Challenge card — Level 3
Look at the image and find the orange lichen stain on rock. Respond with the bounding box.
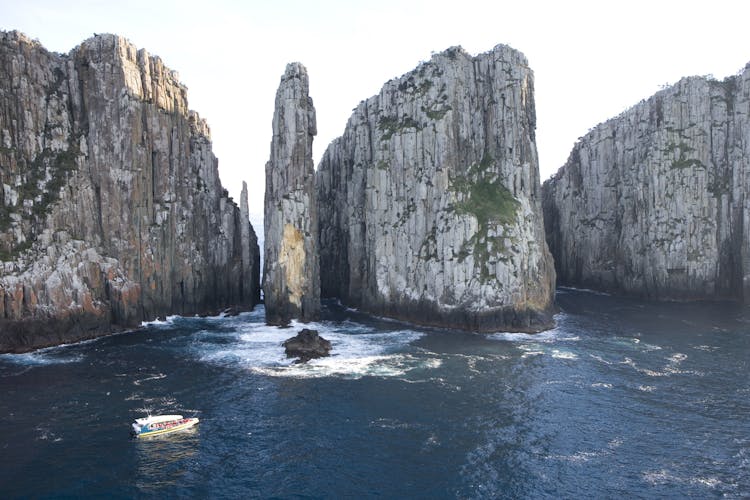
[279,223,305,308]
[11,284,24,319]
[81,291,96,314]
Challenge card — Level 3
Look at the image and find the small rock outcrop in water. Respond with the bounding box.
[0,32,260,352]
[282,328,331,363]
[316,46,555,332]
[543,64,750,301]
[263,63,320,325]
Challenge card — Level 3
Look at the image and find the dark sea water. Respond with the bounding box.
[0,289,748,499]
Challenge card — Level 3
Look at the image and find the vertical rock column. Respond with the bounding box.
[263,63,320,325]
[240,181,260,305]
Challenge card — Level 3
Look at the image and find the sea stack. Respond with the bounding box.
[263,63,320,325]
[543,64,750,301]
[0,32,260,352]
[317,45,555,332]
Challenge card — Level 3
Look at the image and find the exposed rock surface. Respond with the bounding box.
[543,64,750,300]
[241,181,261,303]
[0,31,260,352]
[317,46,555,332]
[282,328,331,363]
[263,63,320,325]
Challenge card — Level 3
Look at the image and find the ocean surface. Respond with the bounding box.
[0,289,748,498]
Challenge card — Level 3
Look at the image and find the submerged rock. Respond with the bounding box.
[317,45,555,332]
[282,328,332,363]
[0,31,260,352]
[543,63,750,301]
[263,62,320,325]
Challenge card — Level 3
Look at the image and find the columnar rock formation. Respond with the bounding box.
[240,181,261,305]
[0,31,260,352]
[317,45,555,332]
[543,64,750,300]
[263,63,320,325]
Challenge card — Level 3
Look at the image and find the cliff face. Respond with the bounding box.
[263,63,320,325]
[543,64,750,300]
[317,46,555,332]
[0,31,260,352]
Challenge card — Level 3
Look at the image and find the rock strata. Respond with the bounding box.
[317,45,555,332]
[282,328,332,364]
[0,31,260,352]
[263,63,320,325]
[543,64,750,300]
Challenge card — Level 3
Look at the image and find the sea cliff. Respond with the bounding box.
[317,45,556,332]
[543,64,750,300]
[0,32,260,352]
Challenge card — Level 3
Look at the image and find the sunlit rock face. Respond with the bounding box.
[0,31,259,352]
[263,63,320,325]
[317,45,555,332]
[543,65,750,301]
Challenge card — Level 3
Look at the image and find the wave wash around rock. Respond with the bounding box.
[0,32,260,352]
[316,45,556,332]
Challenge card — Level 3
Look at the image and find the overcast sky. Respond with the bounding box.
[3,0,750,221]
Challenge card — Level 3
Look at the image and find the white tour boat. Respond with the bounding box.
[131,414,199,438]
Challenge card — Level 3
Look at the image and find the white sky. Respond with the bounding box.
[3,0,750,222]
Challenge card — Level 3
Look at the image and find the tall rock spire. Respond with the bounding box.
[263,63,320,325]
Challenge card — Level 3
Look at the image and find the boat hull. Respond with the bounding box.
[134,417,199,438]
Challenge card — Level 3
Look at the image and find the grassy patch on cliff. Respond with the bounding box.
[664,141,704,170]
[455,179,519,226]
[449,155,520,283]
[378,115,422,141]
[421,104,452,120]
[451,153,519,226]
[0,145,79,258]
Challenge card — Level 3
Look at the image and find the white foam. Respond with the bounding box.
[133,373,167,386]
[521,350,544,358]
[489,329,579,343]
[141,318,170,327]
[557,285,612,296]
[591,382,613,389]
[140,315,180,327]
[552,450,603,463]
[551,349,578,360]
[589,354,614,365]
[642,469,724,489]
[253,354,421,379]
